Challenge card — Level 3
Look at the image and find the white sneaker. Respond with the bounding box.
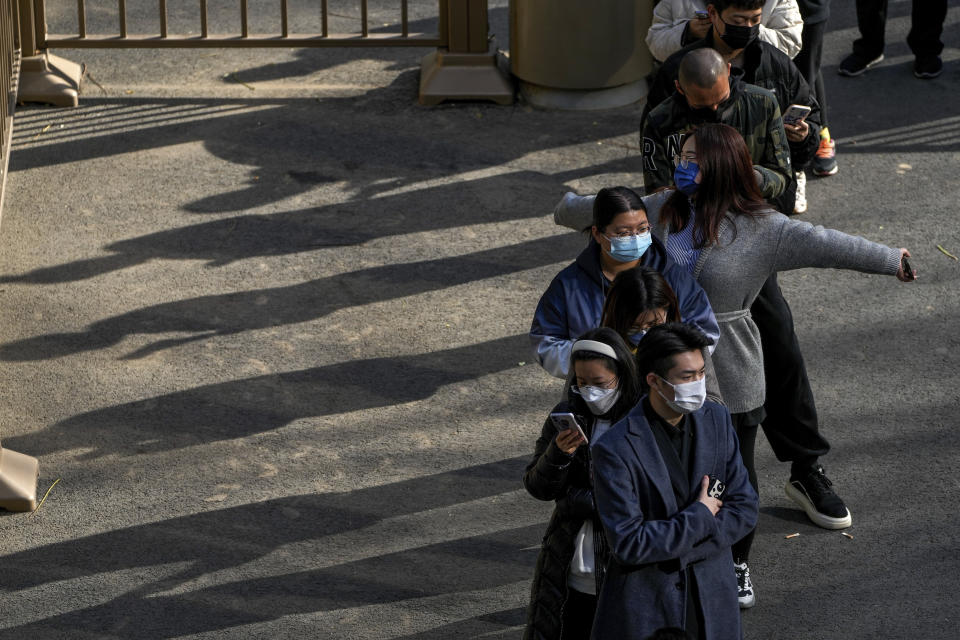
[735,561,756,609]
[793,170,807,214]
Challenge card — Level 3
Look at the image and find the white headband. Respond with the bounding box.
[571,339,619,361]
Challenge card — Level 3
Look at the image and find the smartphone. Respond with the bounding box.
[550,412,588,444]
[782,104,812,126]
[694,10,709,18]
[901,255,915,281]
[707,476,725,499]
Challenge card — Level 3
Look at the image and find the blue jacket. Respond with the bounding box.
[529,237,720,378]
[591,399,758,640]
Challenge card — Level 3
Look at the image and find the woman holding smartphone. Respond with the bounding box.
[523,328,641,640]
[651,123,915,607]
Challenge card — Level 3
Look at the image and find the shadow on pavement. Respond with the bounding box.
[0,455,539,638]
[0,233,582,362]
[2,334,535,458]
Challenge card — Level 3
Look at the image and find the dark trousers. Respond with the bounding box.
[793,19,829,130]
[561,588,596,640]
[751,273,828,473]
[731,417,759,563]
[853,0,948,60]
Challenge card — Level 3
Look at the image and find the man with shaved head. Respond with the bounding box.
[641,47,795,216]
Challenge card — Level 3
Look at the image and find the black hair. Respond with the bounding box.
[634,322,710,390]
[568,327,641,422]
[601,266,681,345]
[708,0,765,13]
[588,186,646,233]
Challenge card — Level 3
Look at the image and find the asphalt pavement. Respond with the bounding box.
[0,1,958,638]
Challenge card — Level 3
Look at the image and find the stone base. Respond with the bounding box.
[0,447,39,512]
[18,52,83,108]
[518,78,648,111]
[419,46,514,106]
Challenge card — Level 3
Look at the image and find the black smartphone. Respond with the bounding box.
[901,255,915,281]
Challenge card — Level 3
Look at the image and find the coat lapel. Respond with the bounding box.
[686,407,720,499]
[624,413,679,515]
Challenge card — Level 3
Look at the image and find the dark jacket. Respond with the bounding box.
[529,237,719,379]
[640,71,796,215]
[643,30,822,169]
[522,399,608,640]
[591,399,759,640]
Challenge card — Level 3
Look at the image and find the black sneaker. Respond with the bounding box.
[838,52,884,77]
[785,465,852,529]
[735,561,755,609]
[914,56,943,79]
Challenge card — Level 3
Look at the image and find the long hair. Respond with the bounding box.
[567,327,641,422]
[601,266,681,345]
[661,123,769,248]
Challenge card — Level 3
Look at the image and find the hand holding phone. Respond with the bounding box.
[550,412,588,452]
[782,104,812,126]
[899,251,917,282]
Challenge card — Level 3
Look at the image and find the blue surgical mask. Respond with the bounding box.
[628,330,647,346]
[604,232,652,263]
[674,161,701,196]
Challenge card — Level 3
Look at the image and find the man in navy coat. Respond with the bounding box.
[591,323,758,640]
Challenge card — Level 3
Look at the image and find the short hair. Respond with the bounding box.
[708,0,765,13]
[601,266,681,344]
[590,186,646,233]
[634,322,710,388]
[568,327,642,421]
[677,48,728,90]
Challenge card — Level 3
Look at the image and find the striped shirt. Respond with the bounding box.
[665,202,703,275]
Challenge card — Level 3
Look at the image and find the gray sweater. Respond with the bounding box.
[554,192,901,413]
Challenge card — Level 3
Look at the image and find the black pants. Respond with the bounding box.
[561,588,596,640]
[751,273,828,473]
[853,0,948,60]
[793,19,828,130]
[731,416,759,563]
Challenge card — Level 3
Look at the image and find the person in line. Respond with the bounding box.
[551,124,916,607]
[523,329,642,640]
[643,0,820,214]
[591,323,758,640]
[645,0,802,62]
[641,48,795,215]
[529,186,718,380]
[600,266,722,403]
[793,0,839,176]
[838,0,948,79]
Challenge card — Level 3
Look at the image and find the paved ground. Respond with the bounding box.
[0,1,958,638]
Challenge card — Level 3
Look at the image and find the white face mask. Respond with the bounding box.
[577,385,621,416]
[655,376,706,414]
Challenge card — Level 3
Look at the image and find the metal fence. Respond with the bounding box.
[38,0,453,49]
[0,0,20,216]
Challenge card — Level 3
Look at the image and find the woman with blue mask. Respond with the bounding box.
[530,187,719,380]
[523,328,641,640]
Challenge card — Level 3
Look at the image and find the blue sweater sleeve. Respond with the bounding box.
[662,262,720,353]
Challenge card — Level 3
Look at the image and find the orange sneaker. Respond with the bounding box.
[812,137,838,176]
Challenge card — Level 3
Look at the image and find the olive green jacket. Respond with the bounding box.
[640,76,795,214]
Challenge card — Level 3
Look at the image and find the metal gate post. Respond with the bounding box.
[17,0,82,107]
[418,0,513,105]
